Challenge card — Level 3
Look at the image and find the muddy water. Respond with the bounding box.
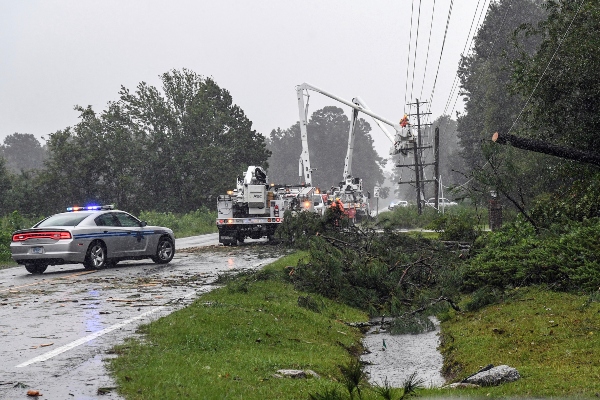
[0,239,281,399]
[361,318,446,388]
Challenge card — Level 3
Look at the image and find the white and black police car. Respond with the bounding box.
[10,205,175,274]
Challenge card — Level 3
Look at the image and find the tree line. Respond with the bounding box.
[1,71,397,218]
[455,0,600,225]
[4,0,596,225]
[0,69,270,217]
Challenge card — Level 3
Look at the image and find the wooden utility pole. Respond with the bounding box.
[397,99,433,214]
[434,127,440,210]
[413,140,422,214]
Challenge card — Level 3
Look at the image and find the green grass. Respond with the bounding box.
[108,252,372,400]
[139,209,217,238]
[427,286,600,398]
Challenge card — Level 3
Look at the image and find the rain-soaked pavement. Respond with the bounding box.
[0,233,446,399]
[0,234,281,399]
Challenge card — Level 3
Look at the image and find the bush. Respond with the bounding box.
[528,172,600,229]
[376,205,439,230]
[0,211,40,263]
[286,223,462,322]
[428,208,484,242]
[463,217,600,292]
[138,208,216,238]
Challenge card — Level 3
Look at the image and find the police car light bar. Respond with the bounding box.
[67,204,115,212]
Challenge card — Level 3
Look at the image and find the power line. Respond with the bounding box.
[485,0,512,60]
[403,0,417,111]
[408,0,424,103]
[441,0,487,118]
[426,0,454,113]
[506,0,587,135]
[418,0,437,102]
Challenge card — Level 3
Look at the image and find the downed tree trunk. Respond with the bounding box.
[492,132,600,167]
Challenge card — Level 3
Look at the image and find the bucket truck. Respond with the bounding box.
[296,83,413,220]
[216,166,283,245]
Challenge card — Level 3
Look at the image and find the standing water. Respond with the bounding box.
[361,317,446,388]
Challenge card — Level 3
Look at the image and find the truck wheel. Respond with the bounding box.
[25,264,47,274]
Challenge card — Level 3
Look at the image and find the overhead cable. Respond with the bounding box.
[506,0,587,135]
[408,0,424,104]
[418,0,437,103]
[403,0,417,111]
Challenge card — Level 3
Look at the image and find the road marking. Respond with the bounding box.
[0,270,98,293]
[15,290,199,368]
[16,306,166,368]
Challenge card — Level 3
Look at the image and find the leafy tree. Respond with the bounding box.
[511,0,600,150]
[37,69,269,214]
[0,133,47,173]
[118,69,271,212]
[0,158,12,215]
[455,0,549,211]
[267,106,385,195]
[266,126,301,184]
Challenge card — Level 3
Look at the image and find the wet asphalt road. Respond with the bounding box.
[0,234,280,400]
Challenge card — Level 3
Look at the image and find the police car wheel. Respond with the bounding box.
[152,237,174,264]
[25,264,47,274]
[84,241,107,270]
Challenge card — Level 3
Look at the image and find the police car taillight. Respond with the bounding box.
[12,231,72,241]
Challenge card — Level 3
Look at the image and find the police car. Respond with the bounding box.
[10,205,175,274]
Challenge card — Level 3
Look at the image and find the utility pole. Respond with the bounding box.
[396,99,434,215]
[434,127,440,210]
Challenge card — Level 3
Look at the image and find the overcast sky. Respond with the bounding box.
[1,0,488,161]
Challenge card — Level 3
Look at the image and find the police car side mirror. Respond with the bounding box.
[140,221,147,227]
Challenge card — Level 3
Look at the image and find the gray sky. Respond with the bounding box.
[1,0,488,161]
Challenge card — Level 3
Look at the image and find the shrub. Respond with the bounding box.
[427,208,484,242]
[138,208,216,238]
[286,224,462,322]
[0,211,40,263]
[463,217,600,292]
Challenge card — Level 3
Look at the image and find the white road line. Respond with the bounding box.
[15,290,203,368]
[16,306,166,368]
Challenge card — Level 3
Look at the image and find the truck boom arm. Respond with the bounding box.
[296,82,413,157]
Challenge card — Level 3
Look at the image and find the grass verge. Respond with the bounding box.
[428,286,600,398]
[108,251,371,400]
[138,209,217,238]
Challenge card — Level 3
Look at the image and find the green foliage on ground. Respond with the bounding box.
[109,252,374,400]
[376,204,489,243]
[281,219,463,324]
[463,217,600,293]
[0,211,41,265]
[138,208,217,238]
[426,207,486,242]
[435,286,600,398]
[376,205,439,230]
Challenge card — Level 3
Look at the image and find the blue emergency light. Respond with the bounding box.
[67,205,114,212]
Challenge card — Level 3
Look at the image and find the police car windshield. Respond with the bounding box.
[35,213,93,227]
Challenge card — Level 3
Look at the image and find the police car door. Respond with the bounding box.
[112,212,149,255]
[94,213,125,258]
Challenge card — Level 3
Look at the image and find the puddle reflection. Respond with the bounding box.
[83,289,102,335]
